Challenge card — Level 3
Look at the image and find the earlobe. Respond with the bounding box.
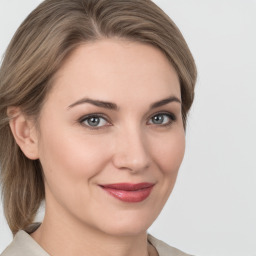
[8,107,39,160]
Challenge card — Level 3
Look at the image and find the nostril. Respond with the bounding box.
[112,130,150,172]
[112,151,150,173]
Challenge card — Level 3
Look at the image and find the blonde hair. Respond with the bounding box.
[0,0,197,235]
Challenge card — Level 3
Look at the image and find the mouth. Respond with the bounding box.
[99,183,155,203]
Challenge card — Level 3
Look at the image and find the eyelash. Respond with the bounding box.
[147,112,176,127]
[78,113,111,130]
[78,112,176,129]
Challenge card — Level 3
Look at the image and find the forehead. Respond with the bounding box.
[48,39,180,107]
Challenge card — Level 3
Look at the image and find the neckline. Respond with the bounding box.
[15,225,160,256]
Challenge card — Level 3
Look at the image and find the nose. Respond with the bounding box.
[112,127,150,173]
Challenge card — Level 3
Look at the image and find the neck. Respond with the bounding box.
[31,213,151,256]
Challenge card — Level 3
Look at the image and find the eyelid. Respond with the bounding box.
[77,111,176,129]
[78,113,112,129]
[147,111,176,126]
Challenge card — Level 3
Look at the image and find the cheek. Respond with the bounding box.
[37,123,110,189]
[146,129,185,216]
[37,127,113,214]
[152,129,185,175]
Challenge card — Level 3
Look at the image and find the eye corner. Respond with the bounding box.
[147,112,176,127]
[78,113,112,129]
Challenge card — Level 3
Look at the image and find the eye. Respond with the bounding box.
[80,115,110,128]
[148,113,175,126]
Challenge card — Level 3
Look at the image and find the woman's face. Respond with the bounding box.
[36,39,185,236]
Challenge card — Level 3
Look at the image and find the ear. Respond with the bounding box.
[8,107,39,160]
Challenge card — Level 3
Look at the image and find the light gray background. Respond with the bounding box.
[0,1,256,255]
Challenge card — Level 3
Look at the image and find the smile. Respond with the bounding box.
[99,183,155,203]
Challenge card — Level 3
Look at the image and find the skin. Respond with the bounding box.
[10,39,185,256]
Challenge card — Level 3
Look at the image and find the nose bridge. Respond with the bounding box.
[113,123,150,172]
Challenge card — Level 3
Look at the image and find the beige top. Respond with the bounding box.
[1,230,192,256]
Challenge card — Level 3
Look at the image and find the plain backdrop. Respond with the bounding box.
[0,1,256,255]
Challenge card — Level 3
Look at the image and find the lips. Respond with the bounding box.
[99,183,154,203]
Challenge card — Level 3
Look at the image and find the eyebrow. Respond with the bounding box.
[67,96,181,110]
[68,98,118,110]
[150,96,181,109]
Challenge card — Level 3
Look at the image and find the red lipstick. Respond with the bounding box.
[100,183,154,203]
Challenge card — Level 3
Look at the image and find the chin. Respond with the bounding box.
[93,210,158,237]
[101,222,150,237]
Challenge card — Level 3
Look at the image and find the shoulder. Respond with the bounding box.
[1,230,49,256]
[148,234,193,256]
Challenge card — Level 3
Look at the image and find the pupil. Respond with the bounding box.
[153,115,163,124]
[88,117,100,126]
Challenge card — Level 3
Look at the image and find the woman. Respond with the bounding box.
[0,0,197,255]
